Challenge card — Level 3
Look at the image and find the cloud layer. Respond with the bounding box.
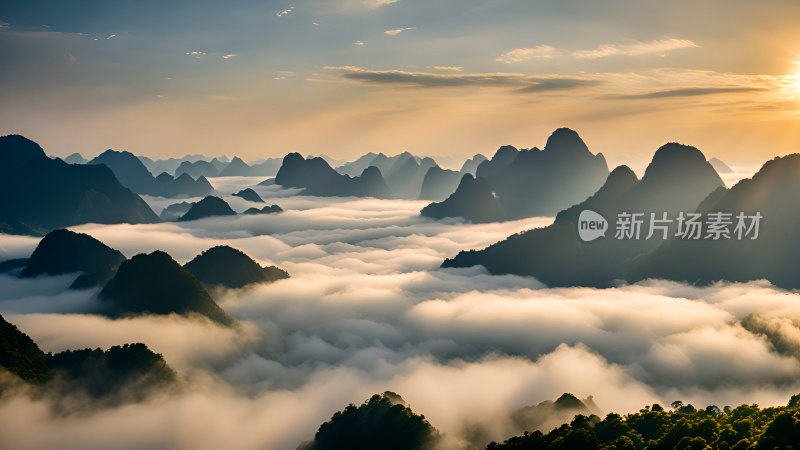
[3,184,800,448]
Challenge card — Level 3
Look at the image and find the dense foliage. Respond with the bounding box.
[0,314,49,383]
[488,396,800,450]
[301,391,440,450]
[1,314,176,401]
[48,343,177,399]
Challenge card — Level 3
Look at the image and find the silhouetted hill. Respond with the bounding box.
[709,157,734,174]
[460,153,488,176]
[386,156,437,198]
[100,250,233,325]
[160,201,194,221]
[0,258,28,273]
[175,159,219,178]
[276,153,392,198]
[475,145,519,181]
[421,174,504,223]
[232,188,264,203]
[218,156,251,176]
[418,166,462,201]
[0,313,49,383]
[90,149,214,198]
[184,245,289,289]
[217,156,281,177]
[89,150,156,193]
[628,153,800,289]
[298,391,441,450]
[250,158,283,177]
[1,314,175,402]
[62,153,87,164]
[178,196,236,221]
[47,343,176,400]
[0,135,158,235]
[443,143,724,286]
[166,172,214,197]
[243,205,283,215]
[20,229,126,289]
[335,152,382,177]
[512,393,602,435]
[482,129,610,218]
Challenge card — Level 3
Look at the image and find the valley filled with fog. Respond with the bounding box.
[3,176,800,449]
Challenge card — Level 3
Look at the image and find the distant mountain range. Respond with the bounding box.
[477,128,609,219]
[275,153,393,198]
[139,154,228,176]
[243,204,283,215]
[160,201,194,221]
[441,141,800,289]
[0,135,158,236]
[90,150,214,198]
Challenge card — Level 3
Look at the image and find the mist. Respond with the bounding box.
[3,188,800,449]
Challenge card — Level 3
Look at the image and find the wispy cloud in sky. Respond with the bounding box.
[222,53,237,59]
[497,39,698,63]
[276,7,294,17]
[384,26,416,36]
[324,66,602,94]
[573,39,698,59]
[364,0,399,8]
[496,45,559,63]
[429,66,463,71]
[612,86,765,100]
[185,51,206,58]
[354,40,365,46]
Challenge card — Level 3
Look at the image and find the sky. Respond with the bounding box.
[1,0,800,164]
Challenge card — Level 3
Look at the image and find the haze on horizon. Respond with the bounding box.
[1,0,800,164]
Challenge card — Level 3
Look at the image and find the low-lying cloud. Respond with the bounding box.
[4,186,800,448]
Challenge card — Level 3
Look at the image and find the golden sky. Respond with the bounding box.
[1,0,800,165]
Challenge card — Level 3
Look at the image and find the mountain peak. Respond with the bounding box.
[184,245,289,289]
[606,165,639,185]
[543,128,591,156]
[0,134,47,170]
[642,142,721,187]
[20,229,126,289]
[178,196,236,221]
[492,145,518,160]
[420,174,504,223]
[100,250,233,325]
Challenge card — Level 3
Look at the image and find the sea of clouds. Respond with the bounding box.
[1,178,800,449]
